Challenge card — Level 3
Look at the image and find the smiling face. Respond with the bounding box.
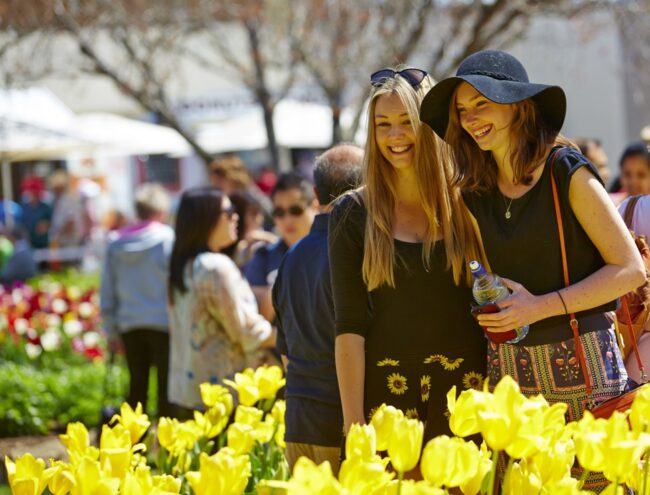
[374,92,417,170]
[455,82,515,156]
[207,196,239,252]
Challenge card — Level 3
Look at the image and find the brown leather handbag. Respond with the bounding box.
[549,149,647,418]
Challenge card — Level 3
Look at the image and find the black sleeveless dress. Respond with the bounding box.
[328,193,486,440]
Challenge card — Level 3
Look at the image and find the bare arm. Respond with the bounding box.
[480,167,645,331]
[252,286,275,322]
[336,333,366,434]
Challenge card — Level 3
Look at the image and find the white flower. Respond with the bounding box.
[82,331,100,348]
[51,298,68,314]
[11,289,23,304]
[14,318,29,335]
[0,314,8,330]
[41,329,62,351]
[63,320,83,337]
[25,343,42,359]
[46,314,62,328]
[78,302,94,319]
[26,327,38,340]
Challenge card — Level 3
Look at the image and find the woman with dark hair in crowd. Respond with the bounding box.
[167,187,274,413]
[221,191,277,268]
[421,49,644,490]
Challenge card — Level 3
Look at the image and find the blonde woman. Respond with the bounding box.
[329,68,487,442]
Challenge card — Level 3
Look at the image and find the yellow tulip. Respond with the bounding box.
[446,386,486,438]
[459,443,493,495]
[174,420,203,452]
[111,402,151,445]
[252,416,276,444]
[199,383,234,414]
[370,404,404,451]
[502,459,542,495]
[505,405,547,460]
[257,480,290,495]
[193,410,226,439]
[59,422,99,466]
[271,400,286,425]
[99,424,132,479]
[630,384,650,433]
[152,474,182,494]
[477,376,524,452]
[275,422,286,448]
[227,423,256,455]
[287,457,343,495]
[5,454,51,495]
[71,456,120,495]
[529,439,575,485]
[235,405,264,427]
[157,417,179,452]
[185,450,251,495]
[420,435,480,488]
[573,412,608,473]
[345,424,376,461]
[540,401,568,439]
[59,422,91,455]
[254,365,286,400]
[387,416,423,473]
[540,477,595,495]
[602,412,645,483]
[224,368,261,406]
[47,461,76,495]
[338,456,393,494]
[382,480,446,495]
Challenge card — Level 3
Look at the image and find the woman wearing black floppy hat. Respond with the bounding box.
[421,50,644,490]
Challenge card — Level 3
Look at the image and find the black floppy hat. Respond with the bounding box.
[420,50,566,140]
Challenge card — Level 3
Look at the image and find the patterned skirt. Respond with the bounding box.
[487,324,628,492]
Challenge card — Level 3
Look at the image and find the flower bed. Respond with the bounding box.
[0,272,128,437]
[7,365,650,495]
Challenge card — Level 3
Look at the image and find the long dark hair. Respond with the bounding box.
[168,187,225,303]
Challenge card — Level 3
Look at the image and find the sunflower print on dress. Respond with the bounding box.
[420,375,431,402]
[462,371,485,390]
[405,408,419,419]
[376,358,400,367]
[423,354,464,370]
[387,372,408,395]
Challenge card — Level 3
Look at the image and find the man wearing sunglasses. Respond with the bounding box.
[243,172,317,321]
[272,144,363,473]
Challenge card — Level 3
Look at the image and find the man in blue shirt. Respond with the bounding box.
[244,173,317,321]
[272,144,363,474]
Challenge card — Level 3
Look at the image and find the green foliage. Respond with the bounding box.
[27,269,100,294]
[0,358,127,437]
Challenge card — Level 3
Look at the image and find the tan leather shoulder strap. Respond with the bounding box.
[624,195,642,230]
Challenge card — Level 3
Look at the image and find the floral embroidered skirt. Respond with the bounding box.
[487,324,628,492]
[364,346,487,443]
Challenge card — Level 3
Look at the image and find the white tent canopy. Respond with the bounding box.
[75,113,192,157]
[196,99,334,153]
[0,88,192,161]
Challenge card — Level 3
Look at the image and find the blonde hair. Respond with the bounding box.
[361,72,486,290]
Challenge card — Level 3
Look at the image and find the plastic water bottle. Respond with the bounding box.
[470,260,529,344]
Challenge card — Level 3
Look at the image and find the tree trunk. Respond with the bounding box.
[245,20,281,171]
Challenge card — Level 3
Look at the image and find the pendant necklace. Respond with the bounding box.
[502,193,514,220]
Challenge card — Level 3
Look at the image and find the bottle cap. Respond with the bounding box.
[469,260,486,276]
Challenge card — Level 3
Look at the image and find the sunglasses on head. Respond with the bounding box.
[370,68,428,88]
[272,205,306,219]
